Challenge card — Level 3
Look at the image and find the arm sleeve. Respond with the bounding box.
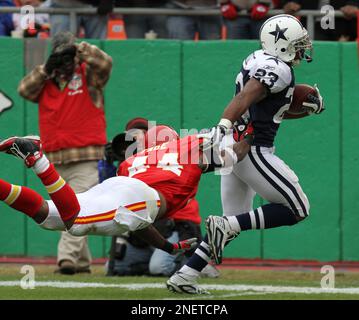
[77,41,113,88]
[17,65,48,102]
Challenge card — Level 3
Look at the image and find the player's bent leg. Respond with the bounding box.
[36,163,80,229]
[221,172,256,216]
[245,146,310,219]
[0,135,42,167]
[0,136,80,229]
[206,204,304,266]
[40,201,67,231]
[0,178,48,223]
[64,176,163,238]
[167,235,212,295]
[205,215,239,265]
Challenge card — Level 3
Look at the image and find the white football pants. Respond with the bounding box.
[221,145,310,218]
[40,176,161,236]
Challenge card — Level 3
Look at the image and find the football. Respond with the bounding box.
[287,84,318,115]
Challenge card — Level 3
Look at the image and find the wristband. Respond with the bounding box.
[162,241,174,254]
[218,118,233,130]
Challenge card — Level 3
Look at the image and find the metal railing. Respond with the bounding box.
[0,6,345,40]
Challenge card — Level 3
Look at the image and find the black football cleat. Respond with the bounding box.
[0,135,43,168]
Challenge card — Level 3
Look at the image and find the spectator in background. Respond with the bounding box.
[17,31,112,275]
[166,0,221,40]
[115,0,169,39]
[12,0,50,38]
[220,0,272,39]
[0,0,15,37]
[282,0,359,41]
[50,0,114,39]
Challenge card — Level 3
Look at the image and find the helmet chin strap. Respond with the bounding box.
[298,49,313,63]
[304,53,313,63]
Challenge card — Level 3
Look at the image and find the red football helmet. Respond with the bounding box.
[144,125,179,148]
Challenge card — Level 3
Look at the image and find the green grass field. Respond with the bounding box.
[1,264,359,300]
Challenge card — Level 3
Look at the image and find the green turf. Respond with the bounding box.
[0,264,359,300]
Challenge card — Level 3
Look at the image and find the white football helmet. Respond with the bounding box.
[260,14,312,63]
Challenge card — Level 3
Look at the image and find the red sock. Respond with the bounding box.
[37,164,80,222]
[0,179,43,218]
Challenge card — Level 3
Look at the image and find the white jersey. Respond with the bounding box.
[235,49,295,147]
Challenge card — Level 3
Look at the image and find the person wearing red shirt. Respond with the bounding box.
[17,31,112,275]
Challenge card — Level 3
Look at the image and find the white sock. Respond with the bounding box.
[32,155,50,174]
[226,215,241,233]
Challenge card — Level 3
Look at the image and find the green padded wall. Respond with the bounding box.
[0,39,26,255]
[0,39,358,262]
[103,40,182,138]
[342,43,359,260]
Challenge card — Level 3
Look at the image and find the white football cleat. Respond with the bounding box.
[206,215,239,265]
[166,271,210,295]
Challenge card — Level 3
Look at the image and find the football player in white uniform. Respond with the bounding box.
[167,14,325,294]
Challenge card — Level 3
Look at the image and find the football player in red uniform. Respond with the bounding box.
[118,125,252,221]
[0,128,251,258]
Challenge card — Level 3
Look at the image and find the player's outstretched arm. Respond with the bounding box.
[221,78,267,129]
[199,134,253,173]
[201,78,266,149]
[133,224,197,255]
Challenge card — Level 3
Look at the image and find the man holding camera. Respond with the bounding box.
[17,31,113,275]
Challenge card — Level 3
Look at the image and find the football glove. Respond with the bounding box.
[302,84,325,114]
[220,1,238,20]
[171,238,198,255]
[44,53,61,77]
[198,125,229,151]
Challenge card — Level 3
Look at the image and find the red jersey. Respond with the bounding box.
[38,63,107,152]
[118,135,203,222]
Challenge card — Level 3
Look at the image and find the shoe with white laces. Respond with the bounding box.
[0,135,43,168]
[166,271,210,295]
[206,215,239,265]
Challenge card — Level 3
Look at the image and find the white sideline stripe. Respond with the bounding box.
[1,281,359,295]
